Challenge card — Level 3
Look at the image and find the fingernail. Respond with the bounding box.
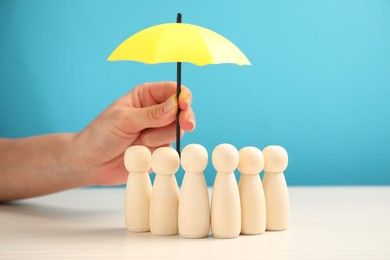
[163,95,177,113]
[187,114,195,129]
[183,92,191,104]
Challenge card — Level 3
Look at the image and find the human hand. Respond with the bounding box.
[71,82,195,186]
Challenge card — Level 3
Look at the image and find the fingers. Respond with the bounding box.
[179,107,196,132]
[178,89,192,110]
[118,82,195,133]
[133,122,185,148]
[125,94,178,132]
[178,87,195,131]
[141,82,177,105]
[134,82,192,107]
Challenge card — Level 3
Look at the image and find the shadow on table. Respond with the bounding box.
[0,201,181,242]
[0,201,116,219]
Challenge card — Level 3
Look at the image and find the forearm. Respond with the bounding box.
[0,134,97,202]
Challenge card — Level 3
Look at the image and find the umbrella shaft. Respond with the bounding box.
[176,62,181,156]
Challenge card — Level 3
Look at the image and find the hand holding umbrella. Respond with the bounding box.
[108,13,251,155]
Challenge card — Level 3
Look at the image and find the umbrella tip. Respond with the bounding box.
[177,13,182,23]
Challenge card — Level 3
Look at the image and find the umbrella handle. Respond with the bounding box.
[176,13,182,157]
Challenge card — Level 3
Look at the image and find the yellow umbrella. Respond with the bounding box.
[108,13,251,154]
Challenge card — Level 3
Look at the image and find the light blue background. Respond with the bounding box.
[1,0,389,185]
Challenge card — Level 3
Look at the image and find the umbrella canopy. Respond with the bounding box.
[107,23,251,66]
[108,14,250,155]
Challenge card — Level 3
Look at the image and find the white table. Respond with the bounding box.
[1,187,390,259]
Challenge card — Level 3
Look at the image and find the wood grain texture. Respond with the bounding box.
[1,187,390,259]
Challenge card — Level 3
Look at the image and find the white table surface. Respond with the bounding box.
[1,186,390,259]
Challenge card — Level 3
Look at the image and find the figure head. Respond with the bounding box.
[262,145,288,173]
[212,143,239,173]
[181,144,208,173]
[124,145,151,173]
[238,146,264,175]
[151,147,180,176]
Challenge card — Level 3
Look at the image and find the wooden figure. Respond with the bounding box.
[124,145,152,232]
[211,143,241,239]
[178,144,210,238]
[150,147,180,236]
[262,145,289,231]
[238,146,266,235]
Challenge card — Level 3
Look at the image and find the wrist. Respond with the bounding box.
[59,133,99,187]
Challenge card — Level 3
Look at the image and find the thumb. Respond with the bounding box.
[130,94,178,131]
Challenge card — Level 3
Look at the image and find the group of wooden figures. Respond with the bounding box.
[124,143,289,239]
